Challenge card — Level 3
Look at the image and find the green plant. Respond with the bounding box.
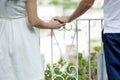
[49,0,78,9]
[45,53,97,80]
[49,0,61,5]
[45,58,76,80]
[93,46,102,52]
[78,53,88,80]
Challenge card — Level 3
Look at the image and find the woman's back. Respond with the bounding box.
[0,0,45,80]
[0,0,27,18]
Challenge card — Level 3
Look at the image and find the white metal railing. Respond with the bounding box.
[40,19,107,80]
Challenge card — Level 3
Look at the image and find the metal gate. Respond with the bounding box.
[40,19,107,80]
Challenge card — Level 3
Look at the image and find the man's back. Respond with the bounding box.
[104,0,120,33]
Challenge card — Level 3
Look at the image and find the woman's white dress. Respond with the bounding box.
[0,0,44,80]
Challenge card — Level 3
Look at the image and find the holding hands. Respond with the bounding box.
[46,16,71,29]
[46,18,65,29]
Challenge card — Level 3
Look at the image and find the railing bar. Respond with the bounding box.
[71,31,76,45]
[101,19,106,80]
[88,20,91,80]
[53,32,63,58]
[51,29,54,80]
[77,19,104,21]
[76,20,79,80]
[101,20,104,51]
[63,26,65,39]
[39,30,41,52]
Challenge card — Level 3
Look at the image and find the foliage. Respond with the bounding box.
[49,0,78,9]
[45,52,97,80]
[49,0,61,5]
[62,1,78,9]
[93,46,102,52]
[45,57,76,80]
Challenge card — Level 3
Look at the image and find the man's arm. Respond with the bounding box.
[54,0,95,23]
[68,0,95,22]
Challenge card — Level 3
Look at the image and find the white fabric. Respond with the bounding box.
[0,0,45,80]
[103,0,120,33]
[0,0,27,18]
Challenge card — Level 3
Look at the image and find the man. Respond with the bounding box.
[55,0,120,80]
[102,0,120,80]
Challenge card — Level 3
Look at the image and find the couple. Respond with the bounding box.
[0,0,94,80]
[1,0,120,80]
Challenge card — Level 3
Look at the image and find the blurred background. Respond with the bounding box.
[37,0,103,19]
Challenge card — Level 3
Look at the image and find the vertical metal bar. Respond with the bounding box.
[76,20,79,80]
[63,26,65,39]
[101,19,107,80]
[97,53,106,80]
[39,30,41,52]
[102,54,104,80]
[101,19,103,52]
[88,20,91,80]
[53,32,63,57]
[103,53,107,80]
[51,29,54,80]
[101,19,104,80]
[97,53,103,80]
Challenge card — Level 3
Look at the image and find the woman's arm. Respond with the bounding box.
[26,0,62,29]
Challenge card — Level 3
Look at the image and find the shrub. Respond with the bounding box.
[45,53,97,80]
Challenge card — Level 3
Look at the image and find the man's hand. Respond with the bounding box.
[46,18,65,29]
[53,16,70,24]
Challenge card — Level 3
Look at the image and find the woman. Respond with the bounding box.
[0,0,63,80]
